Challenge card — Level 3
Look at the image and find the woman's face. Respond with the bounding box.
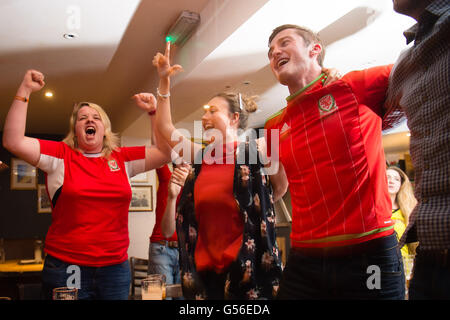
[74,106,105,153]
[201,96,238,143]
[386,169,402,195]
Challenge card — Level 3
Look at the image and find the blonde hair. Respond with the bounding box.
[215,92,258,129]
[63,102,120,158]
[387,166,417,224]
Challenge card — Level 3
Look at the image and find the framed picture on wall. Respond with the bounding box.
[129,186,153,212]
[130,171,151,185]
[37,184,52,213]
[10,158,37,190]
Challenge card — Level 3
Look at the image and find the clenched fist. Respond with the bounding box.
[132,92,157,113]
[20,70,45,94]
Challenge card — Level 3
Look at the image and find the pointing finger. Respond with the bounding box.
[165,41,171,58]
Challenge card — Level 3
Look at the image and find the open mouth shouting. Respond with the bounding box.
[275,57,289,71]
[75,105,106,153]
[85,126,96,137]
[203,123,214,130]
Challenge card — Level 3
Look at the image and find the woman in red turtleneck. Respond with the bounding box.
[148,42,283,300]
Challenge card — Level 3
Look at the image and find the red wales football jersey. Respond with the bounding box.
[37,140,146,266]
[265,66,394,248]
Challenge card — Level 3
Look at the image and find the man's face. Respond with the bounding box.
[268,28,312,86]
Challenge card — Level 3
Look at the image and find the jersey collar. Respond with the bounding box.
[286,72,326,102]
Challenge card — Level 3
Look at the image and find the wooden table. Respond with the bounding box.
[0,260,44,300]
[165,284,183,299]
[0,260,44,273]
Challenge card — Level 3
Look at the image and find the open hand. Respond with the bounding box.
[322,68,342,86]
[132,92,157,113]
[168,163,190,198]
[152,41,183,79]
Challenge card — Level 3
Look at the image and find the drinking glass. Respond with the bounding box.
[142,274,165,300]
[52,287,78,300]
[403,254,415,299]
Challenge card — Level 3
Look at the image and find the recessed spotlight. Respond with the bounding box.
[63,33,78,39]
[45,91,53,98]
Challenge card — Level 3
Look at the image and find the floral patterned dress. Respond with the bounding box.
[175,141,282,299]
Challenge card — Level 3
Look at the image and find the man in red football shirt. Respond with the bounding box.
[265,24,404,299]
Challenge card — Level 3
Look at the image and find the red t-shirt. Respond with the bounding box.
[150,165,178,243]
[37,140,146,266]
[265,66,394,248]
[193,142,243,273]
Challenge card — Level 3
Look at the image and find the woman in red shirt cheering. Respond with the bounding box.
[3,70,171,300]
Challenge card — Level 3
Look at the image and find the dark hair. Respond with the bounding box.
[214,92,258,130]
[268,24,325,67]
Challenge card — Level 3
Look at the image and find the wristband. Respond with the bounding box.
[156,88,170,99]
[14,95,29,103]
[148,110,156,116]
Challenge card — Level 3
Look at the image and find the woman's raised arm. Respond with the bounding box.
[3,70,45,166]
[153,41,202,164]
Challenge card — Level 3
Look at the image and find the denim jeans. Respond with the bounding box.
[148,242,181,285]
[409,247,450,299]
[277,233,405,299]
[41,254,131,300]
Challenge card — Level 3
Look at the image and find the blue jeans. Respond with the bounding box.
[148,242,181,286]
[409,247,450,299]
[277,234,405,299]
[148,242,182,300]
[41,255,130,300]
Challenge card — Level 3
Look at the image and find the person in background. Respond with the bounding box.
[147,162,190,296]
[386,166,418,257]
[159,162,191,240]
[133,92,190,296]
[151,42,282,300]
[383,0,450,300]
[2,70,171,300]
[265,24,404,299]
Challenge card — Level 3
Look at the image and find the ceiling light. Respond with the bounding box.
[45,91,53,98]
[63,33,78,39]
[166,11,200,47]
[0,160,9,172]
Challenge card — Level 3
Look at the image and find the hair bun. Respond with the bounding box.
[242,95,258,114]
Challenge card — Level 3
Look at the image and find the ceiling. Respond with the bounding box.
[0,0,415,145]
